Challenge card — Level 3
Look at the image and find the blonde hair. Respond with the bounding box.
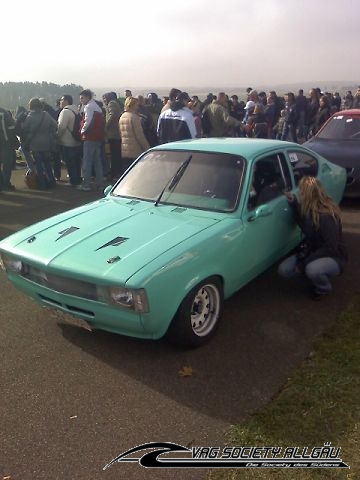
[124,96,138,112]
[298,176,341,228]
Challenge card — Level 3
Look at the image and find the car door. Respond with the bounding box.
[286,148,341,201]
[239,152,300,279]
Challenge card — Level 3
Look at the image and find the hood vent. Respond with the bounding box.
[171,207,187,213]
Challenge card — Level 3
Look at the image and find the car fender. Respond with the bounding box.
[128,220,243,337]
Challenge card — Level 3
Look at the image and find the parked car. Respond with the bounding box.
[0,139,346,347]
[304,109,360,197]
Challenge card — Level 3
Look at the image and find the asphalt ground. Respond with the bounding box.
[1,165,359,480]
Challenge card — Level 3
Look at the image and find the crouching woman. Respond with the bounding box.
[278,176,347,299]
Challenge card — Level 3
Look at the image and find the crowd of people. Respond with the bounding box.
[0,85,359,193]
[0,84,352,299]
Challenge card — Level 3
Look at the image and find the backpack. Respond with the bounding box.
[201,108,211,136]
[68,109,82,141]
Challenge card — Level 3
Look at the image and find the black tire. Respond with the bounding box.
[165,276,223,347]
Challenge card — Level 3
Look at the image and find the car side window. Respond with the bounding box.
[288,151,318,185]
[248,154,288,210]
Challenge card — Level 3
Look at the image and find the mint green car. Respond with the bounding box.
[0,139,346,346]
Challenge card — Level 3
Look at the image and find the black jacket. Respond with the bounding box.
[291,198,348,272]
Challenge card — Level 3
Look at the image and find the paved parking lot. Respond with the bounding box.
[1,166,359,479]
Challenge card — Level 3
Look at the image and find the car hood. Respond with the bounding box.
[1,198,221,283]
[304,138,360,168]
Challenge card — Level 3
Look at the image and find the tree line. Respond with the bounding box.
[0,81,84,112]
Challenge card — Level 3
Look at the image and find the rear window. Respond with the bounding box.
[317,114,360,140]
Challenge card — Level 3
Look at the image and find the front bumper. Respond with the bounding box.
[8,272,162,340]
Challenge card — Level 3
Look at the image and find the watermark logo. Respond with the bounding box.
[103,441,349,470]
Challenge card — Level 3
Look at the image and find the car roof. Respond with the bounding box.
[333,109,360,116]
[151,138,297,157]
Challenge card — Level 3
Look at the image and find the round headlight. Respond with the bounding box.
[109,287,134,308]
[0,254,24,273]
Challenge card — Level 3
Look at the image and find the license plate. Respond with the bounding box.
[63,315,92,331]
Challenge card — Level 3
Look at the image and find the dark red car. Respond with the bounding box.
[304,109,360,197]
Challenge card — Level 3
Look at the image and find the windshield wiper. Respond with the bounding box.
[154,155,193,206]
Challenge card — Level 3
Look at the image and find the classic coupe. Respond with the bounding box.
[0,139,346,347]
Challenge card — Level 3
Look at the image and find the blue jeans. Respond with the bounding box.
[278,254,340,293]
[82,141,103,188]
[32,151,56,189]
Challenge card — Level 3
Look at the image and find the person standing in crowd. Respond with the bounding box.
[22,98,58,189]
[77,89,105,191]
[314,95,331,134]
[229,94,245,121]
[278,176,347,300]
[137,95,158,147]
[229,94,245,136]
[281,92,298,142]
[102,92,122,180]
[295,89,308,140]
[332,92,342,112]
[306,88,320,139]
[0,107,19,191]
[146,92,163,127]
[352,86,360,109]
[14,106,34,170]
[203,91,242,137]
[188,97,203,138]
[57,95,82,186]
[119,96,150,174]
[343,90,353,109]
[39,98,62,180]
[273,109,286,139]
[157,91,197,144]
[161,88,181,113]
[264,92,277,138]
[246,103,268,138]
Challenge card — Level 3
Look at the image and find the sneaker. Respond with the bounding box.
[311,288,329,301]
[77,185,91,191]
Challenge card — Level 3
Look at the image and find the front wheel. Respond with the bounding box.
[165,277,223,347]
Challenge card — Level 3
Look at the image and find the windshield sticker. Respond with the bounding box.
[346,118,353,123]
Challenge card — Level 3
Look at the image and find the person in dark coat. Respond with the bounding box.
[278,176,347,299]
[22,97,58,189]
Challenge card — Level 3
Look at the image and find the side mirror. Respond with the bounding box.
[103,185,112,196]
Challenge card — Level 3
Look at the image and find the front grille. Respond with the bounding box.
[22,265,98,300]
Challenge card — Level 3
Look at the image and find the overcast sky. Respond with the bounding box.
[1,0,359,93]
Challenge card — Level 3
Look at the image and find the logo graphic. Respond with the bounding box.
[103,441,350,470]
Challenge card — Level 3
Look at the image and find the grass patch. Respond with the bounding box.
[208,297,360,480]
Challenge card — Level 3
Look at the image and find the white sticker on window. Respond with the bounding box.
[289,152,298,164]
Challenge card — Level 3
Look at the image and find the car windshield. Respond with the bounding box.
[317,114,360,140]
[112,149,245,212]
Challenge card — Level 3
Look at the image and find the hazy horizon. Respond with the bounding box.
[1,0,359,95]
